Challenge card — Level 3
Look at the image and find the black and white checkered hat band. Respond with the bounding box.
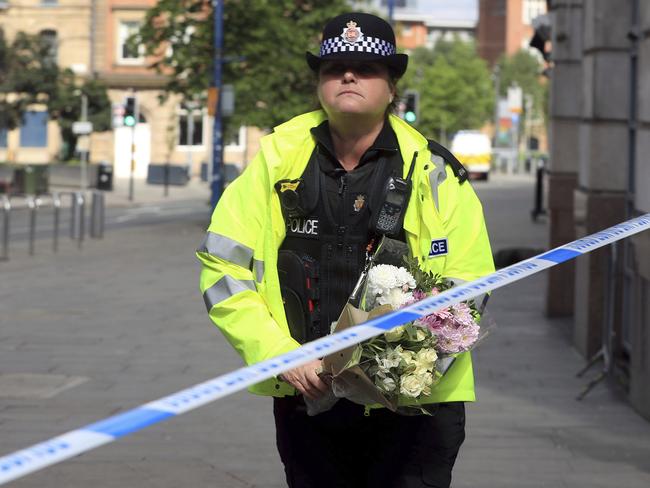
[320,36,396,57]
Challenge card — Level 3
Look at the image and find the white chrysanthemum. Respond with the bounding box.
[394,267,416,290]
[367,265,416,309]
[377,289,413,309]
[367,264,399,297]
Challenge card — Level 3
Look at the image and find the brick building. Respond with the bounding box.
[477,0,547,66]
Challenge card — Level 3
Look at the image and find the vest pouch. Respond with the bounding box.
[277,250,319,344]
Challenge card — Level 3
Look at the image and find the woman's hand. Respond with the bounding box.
[280,359,330,400]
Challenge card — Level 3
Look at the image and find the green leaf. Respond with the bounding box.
[136,0,349,133]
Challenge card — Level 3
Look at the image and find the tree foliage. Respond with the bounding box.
[400,38,494,142]
[49,73,113,160]
[497,49,547,120]
[136,0,349,133]
[0,28,111,159]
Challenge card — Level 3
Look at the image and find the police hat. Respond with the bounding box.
[306,12,408,78]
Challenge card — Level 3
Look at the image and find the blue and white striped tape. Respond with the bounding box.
[1,213,649,485]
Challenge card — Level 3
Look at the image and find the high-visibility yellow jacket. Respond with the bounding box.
[197,110,494,404]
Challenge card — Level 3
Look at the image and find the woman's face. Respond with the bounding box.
[317,61,394,119]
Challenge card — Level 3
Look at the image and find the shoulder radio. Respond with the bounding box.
[370,152,417,237]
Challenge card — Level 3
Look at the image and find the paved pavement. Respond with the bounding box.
[1,173,649,487]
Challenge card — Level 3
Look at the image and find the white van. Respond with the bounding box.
[450,130,492,180]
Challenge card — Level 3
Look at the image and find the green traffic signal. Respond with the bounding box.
[401,89,419,124]
[123,96,137,127]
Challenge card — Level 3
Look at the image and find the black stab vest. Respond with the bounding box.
[278,146,405,342]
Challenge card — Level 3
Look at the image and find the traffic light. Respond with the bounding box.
[123,96,137,127]
[403,90,419,124]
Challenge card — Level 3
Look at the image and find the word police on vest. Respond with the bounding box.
[287,217,320,238]
[429,238,449,257]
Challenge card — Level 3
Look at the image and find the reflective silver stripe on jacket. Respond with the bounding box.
[428,153,447,211]
[253,259,265,283]
[197,232,254,269]
[203,276,256,311]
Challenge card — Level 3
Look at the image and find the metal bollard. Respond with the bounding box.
[164,163,170,197]
[1,195,10,261]
[531,161,547,221]
[70,191,85,248]
[78,192,85,249]
[52,192,61,253]
[27,196,38,256]
[90,191,105,239]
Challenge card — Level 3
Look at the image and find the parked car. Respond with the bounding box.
[450,130,492,180]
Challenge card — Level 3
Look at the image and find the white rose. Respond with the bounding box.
[400,374,426,398]
[384,325,405,342]
[415,349,438,372]
[399,349,415,364]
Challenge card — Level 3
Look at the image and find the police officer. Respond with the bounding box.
[197,12,494,488]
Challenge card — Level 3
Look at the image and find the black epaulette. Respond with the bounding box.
[427,139,469,184]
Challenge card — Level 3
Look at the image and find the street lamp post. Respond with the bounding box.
[210,0,224,209]
[492,64,500,149]
[80,93,88,192]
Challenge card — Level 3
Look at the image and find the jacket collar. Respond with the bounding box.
[387,114,429,156]
[310,119,399,172]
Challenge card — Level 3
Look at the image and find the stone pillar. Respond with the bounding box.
[629,0,650,420]
[572,0,631,359]
[546,0,583,317]
[629,230,650,420]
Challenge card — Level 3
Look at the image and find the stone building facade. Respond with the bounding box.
[547,0,650,419]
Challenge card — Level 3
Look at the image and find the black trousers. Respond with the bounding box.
[273,396,466,488]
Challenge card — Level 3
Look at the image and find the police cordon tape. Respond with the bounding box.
[1,213,650,485]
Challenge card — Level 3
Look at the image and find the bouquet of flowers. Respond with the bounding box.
[307,238,491,416]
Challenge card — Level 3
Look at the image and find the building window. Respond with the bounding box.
[0,126,7,148]
[523,0,547,25]
[117,20,143,64]
[39,29,58,65]
[41,0,58,5]
[178,108,204,147]
[225,126,246,151]
[20,111,48,148]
